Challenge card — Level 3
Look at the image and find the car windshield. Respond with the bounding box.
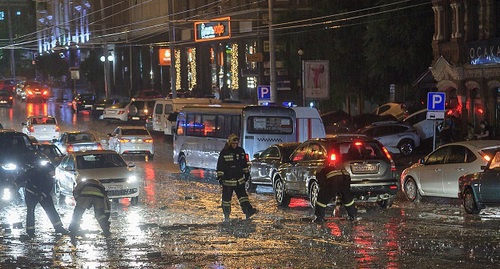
[68,133,96,142]
[76,153,126,169]
[121,129,149,136]
[31,117,56,124]
[337,142,385,161]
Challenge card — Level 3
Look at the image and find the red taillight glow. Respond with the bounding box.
[245,154,249,162]
[483,155,491,162]
[42,90,48,96]
[55,126,60,132]
[29,126,34,132]
[354,142,363,146]
[118,111,125,114]
[390,185,398,190]
[330,153,337,161]
[382,146,396,171]
[67,145,74,153]
[97,143,103,150]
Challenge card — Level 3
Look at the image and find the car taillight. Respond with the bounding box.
[29,126,34,132]
[42,90,48,96]
[26,90,34,95]
[55,126,60,132]
[67,145,74,153]
[9,96,12,100]
[483,154,492,162]
[390,185,398,190]
[118,111,125,114]
[144,138,153,143]
[327,151,339,166]
[97,143,103,150]
[382,146,396,171]
[245,153,249,162]
[119,138,131,143]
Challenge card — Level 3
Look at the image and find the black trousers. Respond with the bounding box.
[25,192,64,234]
[317,174,354,207]
[69,203,110,233]
[221,183,252,216]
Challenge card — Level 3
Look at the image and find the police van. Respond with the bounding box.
[173,104,325,173]
[152,98,220,135]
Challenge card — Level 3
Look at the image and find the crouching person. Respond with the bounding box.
[313,164,357,224]
[69,179,111,237]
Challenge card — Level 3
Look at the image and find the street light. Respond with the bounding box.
[298,49,304,107]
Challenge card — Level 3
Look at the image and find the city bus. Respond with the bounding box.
[173,104,301,173]
[151,98,220,135]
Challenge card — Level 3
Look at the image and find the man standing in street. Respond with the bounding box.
[313,162,357,224]
[68,178,111,237]
[14,161,69,238]
[216,134,257,222]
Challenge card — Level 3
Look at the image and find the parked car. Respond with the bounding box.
[36,142,65,166]
[23,81,50,102]
[357,121,420,156]
[71,93,97,113]
[102,101,130,122]
[54,150,139,205]
[459,151,500,214]
[21,115,60,141]
[0,90,13,107]
[372,102,408,121]
[248,142,301,192]
[53,131,103,154]
[400,140,500,202]
[108,126,154,159]
[127,99,157,123]
[403,109,443,141]
[134,89,163,99]
[273,135,398,208]
[91,98,120,119]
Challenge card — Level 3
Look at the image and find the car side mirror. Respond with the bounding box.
[481,165,488,170]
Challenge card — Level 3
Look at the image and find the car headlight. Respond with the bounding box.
[2,188,12,201]
[127,175,137,183]
[40,159,50,166]
[1,163,17,171]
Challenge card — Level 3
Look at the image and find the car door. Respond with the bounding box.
[251,146,280,185]
[478,152,500,203]
[418,146,449,196]
[440,145,469,197]
[288,142,324,195]
[57,155,76,195]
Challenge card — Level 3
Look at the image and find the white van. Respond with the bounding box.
[152,98,220,135]
[291,107,326,141]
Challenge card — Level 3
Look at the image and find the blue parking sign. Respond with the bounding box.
[427,92,446,111]
[257,85,271,100]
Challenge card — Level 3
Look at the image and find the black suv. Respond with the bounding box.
[72,93,97,114]
[0,130,49,200]
[273,135,399,209]
[127,99,156,122]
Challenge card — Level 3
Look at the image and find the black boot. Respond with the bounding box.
[345,205,357,221]
[245,207,258,220]
[223,206,231,222]
[313,205,326,224]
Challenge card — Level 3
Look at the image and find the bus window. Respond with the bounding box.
[223,115,241,138]
[215,115,224,138]
[186,114,196,135]
[176,117,185,135]
[202,115,216,137]
[247,116,293,134]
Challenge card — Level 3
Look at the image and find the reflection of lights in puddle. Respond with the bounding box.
[288,198,310,208]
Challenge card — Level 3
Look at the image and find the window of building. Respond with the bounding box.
[0,11,4,21]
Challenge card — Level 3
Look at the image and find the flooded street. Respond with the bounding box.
[1,96,500,268]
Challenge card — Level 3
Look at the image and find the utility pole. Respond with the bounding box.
[268,0,276,103]
[6,0,15,79]
[100,0,111,98]
[168,0,177,98]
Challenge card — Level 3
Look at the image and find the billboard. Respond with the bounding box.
[303,60,329,100]
[194,17,231,42]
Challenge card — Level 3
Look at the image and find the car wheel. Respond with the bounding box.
[148,153,154,160]
[179,155,190,174]
[245,178,257,193]
[274,176,291,207]
[309,180,319,208]
[377,195,395,208]
[130,196,139,206]
[403,177,421,202]
[398,139,415,156]
[463,188,480,214]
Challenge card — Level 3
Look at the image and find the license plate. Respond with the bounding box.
[132,117,140,120]
[106,185,121,190]
[96,107,104,110]
[351,163,378,173]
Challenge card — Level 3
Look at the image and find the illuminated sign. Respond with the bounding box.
[468,39,500,64]
[159,48,171,66]
[194,17,231,42]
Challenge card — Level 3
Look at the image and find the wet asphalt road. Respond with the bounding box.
[1,94,500,268]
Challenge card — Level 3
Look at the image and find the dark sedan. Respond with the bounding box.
[459,151,500,214]
[72,93,97,113]
[0,90,13,107]
[91,98,120,119]
[248,142,301,192]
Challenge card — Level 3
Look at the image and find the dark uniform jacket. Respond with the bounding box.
[15,167,54,199]
[216,146,249,183]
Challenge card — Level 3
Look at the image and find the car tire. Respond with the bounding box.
[274,176,291,207]
[463,188,480,214]
[398,139,415,156]
[129,105,138,116]
[309,180,320,208]
[403,177,421,202]
[245,178,257,193]
[130,196,139,206]
[179,155,190,174]
[148,153,154,161]
[377,195,395,208]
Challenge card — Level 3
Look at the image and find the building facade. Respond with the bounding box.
[430,0,500,135]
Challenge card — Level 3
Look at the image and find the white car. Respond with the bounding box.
[54,150,139,204]
[53,131,103,154]
[21,115,60,141]
[108,126,154,159]
[102,101,130,122]
[400,140,500,201]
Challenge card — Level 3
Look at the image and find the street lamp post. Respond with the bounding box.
[298,49,304,107]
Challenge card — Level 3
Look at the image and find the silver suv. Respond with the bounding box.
[273,135,398,208]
